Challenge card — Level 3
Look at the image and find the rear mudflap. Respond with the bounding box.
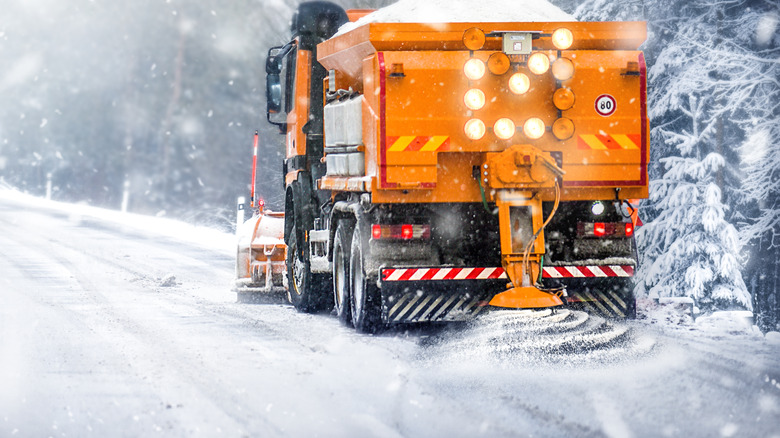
[556,277,636,319]
[380,272,506,323]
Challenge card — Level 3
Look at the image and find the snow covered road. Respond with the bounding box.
[1,190,778,437]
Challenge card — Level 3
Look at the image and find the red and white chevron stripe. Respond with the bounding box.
[381,265,634,281]
[542,265,634,278]
[382,267,506,282]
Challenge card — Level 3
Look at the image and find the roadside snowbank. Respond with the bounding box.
[0,188,234,253]
[338,0,575,34]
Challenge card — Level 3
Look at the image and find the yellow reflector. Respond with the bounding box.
[493,118,516,140]
[552,58,574,81]
[465,119,486,140]
[552,28,574,50]
[523,118,546,139]
[552,118,575,140]
[464,58,486,80]
[528,52,550,75]
[463,27,486,51]
[553,87,575,110]
[464,89,486,110]
[508,73,530,95]
[487,52,511,75]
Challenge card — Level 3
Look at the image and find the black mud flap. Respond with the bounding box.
[556,278,636,319]
[380,278,505,323]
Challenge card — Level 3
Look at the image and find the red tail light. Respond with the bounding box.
[371,224,431,240]
[578,221,634,237]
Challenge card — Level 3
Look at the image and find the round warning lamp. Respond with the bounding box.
[552,28,574,50]
[463,27,486,51]
[553,87,575,111]
[523,118,546,140]
[508,73,531,95]
[464,89,486,110]
[493,118,516,140]
[464,58,486,80]
[488,52,511,75]
[552,57,574,81]
[464,119,486,140]
[552,118,575,140]
[528,53,551,75]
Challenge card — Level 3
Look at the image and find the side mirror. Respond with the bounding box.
[266,72,282,115]
[265,45,289,133]
[266,47,283,116]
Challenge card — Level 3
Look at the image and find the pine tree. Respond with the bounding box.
[734,5,780,330]
[576,0,762,311]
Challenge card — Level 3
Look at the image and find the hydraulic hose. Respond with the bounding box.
[522,179,560,286]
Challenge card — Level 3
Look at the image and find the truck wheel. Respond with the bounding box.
[332,221,353,326]
[350,223,383,333]
[286,216,331,313]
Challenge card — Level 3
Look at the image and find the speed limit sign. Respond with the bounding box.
[595,94,616,117]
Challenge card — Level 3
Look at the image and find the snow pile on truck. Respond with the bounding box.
[338,0,575,34]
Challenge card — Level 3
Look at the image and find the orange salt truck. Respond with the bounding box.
[259,1,648,332]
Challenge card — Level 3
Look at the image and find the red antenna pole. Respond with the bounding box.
[250,130,259,208]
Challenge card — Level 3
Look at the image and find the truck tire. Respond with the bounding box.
[350,220,383,333]
[332,221,353,325]
[286,215,331,313]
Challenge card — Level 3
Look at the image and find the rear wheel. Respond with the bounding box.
[332,221,353,325]
[350,222,383,333]
[286,216,331,313]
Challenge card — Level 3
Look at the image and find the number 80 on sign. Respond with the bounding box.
[595,94,616,117]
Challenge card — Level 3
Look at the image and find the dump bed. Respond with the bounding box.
[317,21,648,203]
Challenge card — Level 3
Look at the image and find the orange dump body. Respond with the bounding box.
[317,21,649,204]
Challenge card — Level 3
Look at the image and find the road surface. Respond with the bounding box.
[1,190,778,437]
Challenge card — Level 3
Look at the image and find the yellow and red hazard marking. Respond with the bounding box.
[386,136,450,152]
[577,134,641,150]
[381,265,634,281]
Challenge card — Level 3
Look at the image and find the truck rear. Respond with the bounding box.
[264,2,648,332]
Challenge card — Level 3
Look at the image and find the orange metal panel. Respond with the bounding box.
[317,21,649,203]
[286,46,312,159]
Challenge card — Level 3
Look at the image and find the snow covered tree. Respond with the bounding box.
[734,8,780,330]
[574,0,779,312]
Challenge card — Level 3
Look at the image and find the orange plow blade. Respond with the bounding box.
[489,285,563,309]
